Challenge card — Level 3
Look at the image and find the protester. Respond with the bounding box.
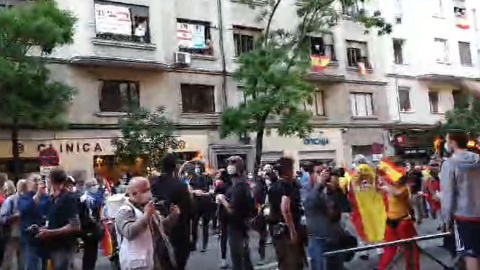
[36,168,81,270]
[0,173,8,265]
[115,176,179,270]
[18,174,50,270]
[216,156,255,270]
[78,174,105,270]
[304,167,344,270]
[440,130,480,270]
[214,169,232,269]
[268,157,306,270]
[0,179,25,270]
[376,175,419,270]
[189,163,214,253]
[409,167,424,224]
[151,153,194,270]
[252,172,268,265]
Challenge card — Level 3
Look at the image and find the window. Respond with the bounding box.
[177,19,212,55]
[434,38,449,63]
[473,9,478,31]
[398,87,412,112]
[394,0,403,23]
[180,84,215,113]
[459,42,472,66]
[434,0,444,16]
[309,33,336,61]
[346,40,371,69]
[305,91,326,116]
[233,26,261,57]
[342,0,365,17]
[94,2,150,43]
[393,39,405,64]
[350,93,374,117]
[452,90,468,108]
[428,91,439,113]
[99,81,140,112]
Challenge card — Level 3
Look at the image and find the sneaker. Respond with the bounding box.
[219,259,228,269]
[257,259,266,266]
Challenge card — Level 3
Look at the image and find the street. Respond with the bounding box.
[95,218,454,270]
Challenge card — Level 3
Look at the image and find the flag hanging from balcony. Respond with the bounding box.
[358,62,367,75]
[340,166,387,243]
[455,8,469,29]
[311,55,330,72]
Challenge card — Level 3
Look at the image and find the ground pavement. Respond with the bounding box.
[96,218,455,270]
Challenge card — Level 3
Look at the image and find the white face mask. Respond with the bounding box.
[88,186,99,194]
[195,168,201,174]
[227,165,237,175]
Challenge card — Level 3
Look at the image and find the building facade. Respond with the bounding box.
[377,0,480,161]
[4,0,467,176]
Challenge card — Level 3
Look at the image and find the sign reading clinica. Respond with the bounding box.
[303,132,329,146]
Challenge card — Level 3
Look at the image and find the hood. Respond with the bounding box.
[453,151,480,171]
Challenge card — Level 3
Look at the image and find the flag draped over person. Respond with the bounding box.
[340,164,386,243]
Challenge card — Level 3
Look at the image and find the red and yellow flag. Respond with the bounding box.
[341,166,386,243]
[311,55,330,72]
[378,159,405,184]
[100,222,114,257]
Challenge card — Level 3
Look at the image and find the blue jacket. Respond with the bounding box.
[17,192,51,243]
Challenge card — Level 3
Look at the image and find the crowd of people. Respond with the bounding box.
[0,128,477,270]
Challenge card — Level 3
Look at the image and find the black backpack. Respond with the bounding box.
[78,198,104,241]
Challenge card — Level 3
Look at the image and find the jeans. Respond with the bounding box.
[23,243,45,270]
[50,248,75,270]
[228,228,253,270]
[307,237,343,270]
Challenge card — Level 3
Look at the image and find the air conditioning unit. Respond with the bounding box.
[174,52,191,66]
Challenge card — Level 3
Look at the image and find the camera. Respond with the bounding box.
[25,224,40,237]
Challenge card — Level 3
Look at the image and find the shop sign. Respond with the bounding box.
[40,166,56,176]
[303,132,329,146]
[37,142,103,153]
[403,148,427,155]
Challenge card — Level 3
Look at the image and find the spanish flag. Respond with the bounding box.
[100,222,114,257]
[378,159,405,184]
[342,166,387,243]
[311,55,330,72]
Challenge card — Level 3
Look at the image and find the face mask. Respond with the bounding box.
[71,186,77,193]
[194,168,201,174]
[88,186,99,194]
[444,142,452,154]
[227,165,237,175]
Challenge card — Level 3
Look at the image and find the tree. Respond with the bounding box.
[112,107,179,172]
[220,0,391,171]
[442,97,480,137]
[0,0,77,176]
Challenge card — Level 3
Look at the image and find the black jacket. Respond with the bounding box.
[151,173,193,244]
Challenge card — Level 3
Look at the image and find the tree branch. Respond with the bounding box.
[264,0,282,46]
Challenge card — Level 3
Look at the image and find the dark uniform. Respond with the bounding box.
[268,179,306,270]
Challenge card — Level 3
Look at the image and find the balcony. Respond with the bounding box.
[74,1,162,69]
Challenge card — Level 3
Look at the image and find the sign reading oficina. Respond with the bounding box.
[303,132,329,146]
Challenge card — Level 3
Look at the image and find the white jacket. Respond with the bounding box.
[117,203,154,270]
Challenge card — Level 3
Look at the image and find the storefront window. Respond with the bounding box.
[0,158,40,178]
